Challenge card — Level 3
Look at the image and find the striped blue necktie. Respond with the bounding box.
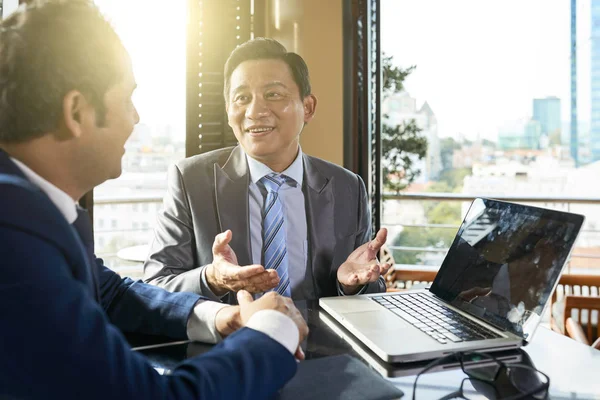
[260,173,291,297]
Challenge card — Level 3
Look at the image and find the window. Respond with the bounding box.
[381,0,600,275]
[92,0,186,275]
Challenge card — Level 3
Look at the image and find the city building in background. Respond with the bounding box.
[91,0,186,277]
[497,118,543,151]
[591,0,600,161]
[382,0,600,274]
[383,91,442,183]
[533,96,561,141]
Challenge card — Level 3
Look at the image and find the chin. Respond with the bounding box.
[107,166,123,180]
[245,142,278,157]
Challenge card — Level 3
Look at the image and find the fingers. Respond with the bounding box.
[294,346,305,361]
[212,230,233,254]
[368,228,388,252]
[236,273,279,293]
[237,290,254,306]
[353,263,388,285]
[228,264,266,280]
[379,262,393,276]
[225,269,279,293]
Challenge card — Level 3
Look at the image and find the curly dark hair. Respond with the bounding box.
[0,0,126,143]
[223,37,311,102]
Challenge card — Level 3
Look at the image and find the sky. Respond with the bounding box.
[94,0,187,139]
[1,1,187,139]
[381,0,593,141]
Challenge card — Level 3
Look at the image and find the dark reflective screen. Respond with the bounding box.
[431,198,584,338]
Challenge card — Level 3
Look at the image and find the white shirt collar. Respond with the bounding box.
[10,157,78,224]
[245,146,304,186]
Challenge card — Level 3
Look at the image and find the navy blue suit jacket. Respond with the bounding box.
[0,152,296,399]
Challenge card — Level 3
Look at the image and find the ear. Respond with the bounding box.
[303,94,317,124]
[60,90,92,139]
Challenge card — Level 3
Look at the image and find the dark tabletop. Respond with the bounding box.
[127,300,600,399]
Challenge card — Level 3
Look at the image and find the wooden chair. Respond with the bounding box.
[380,244,437,291]
[563,295,600,349]
[549,274,600,348]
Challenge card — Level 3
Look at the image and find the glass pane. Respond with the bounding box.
[92,1,186,278]
[381,0,600,276]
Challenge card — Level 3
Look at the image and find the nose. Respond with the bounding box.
[245,96,270,119]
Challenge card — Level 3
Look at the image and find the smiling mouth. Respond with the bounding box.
[246,127,275,137]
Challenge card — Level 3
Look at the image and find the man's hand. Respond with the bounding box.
[214,305,243,338]
[237,290,309,360]
[337,228,392,295]
[205,230,279,296]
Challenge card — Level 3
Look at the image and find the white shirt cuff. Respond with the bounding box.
[186,300,229,344]
[245,310,299,355]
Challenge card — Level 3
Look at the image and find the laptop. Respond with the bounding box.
[319,311,523,378]
[320,198,584,363]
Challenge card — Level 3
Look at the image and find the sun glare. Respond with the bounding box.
[94,0,186,132]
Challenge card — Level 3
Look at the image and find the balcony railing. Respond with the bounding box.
[93,195,164,278]
[93,192,600,278]
[382,192,600,275]
[384,192,600,204]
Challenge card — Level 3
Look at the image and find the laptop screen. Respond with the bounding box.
[430,198,584,339]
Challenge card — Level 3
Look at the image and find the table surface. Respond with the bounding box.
[128,300,600,399]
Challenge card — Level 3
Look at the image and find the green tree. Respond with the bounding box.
[438,167,471,192]
[381,54,428,193]
[391,181,462,265]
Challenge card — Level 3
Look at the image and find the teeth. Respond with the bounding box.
[248,127,272,133]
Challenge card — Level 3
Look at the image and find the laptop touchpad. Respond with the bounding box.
[342,309,407,332]
[328,297,383,314]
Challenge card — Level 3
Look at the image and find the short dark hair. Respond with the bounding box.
[223,37,311,101]
[0,0,126,143]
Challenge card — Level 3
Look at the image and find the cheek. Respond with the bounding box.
[227,109,245,128]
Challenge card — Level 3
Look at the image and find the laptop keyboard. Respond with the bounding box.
[371,293,501,345]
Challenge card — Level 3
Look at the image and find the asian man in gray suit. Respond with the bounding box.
[143,38,391,304]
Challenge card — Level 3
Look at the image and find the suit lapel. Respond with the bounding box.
[303,155,335,297]
[214,146,252,267]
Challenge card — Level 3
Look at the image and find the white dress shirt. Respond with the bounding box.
[246,148,308,298]
[246,148,366,297]
[199,146,364,298]
[10,157,299,354]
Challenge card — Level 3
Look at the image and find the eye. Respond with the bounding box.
[234,94,250,103]
[265,92,283,99]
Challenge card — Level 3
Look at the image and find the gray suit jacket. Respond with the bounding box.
[143,146,386,303]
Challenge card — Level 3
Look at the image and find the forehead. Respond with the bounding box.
[229,59,298,91]
[108,52,137,95]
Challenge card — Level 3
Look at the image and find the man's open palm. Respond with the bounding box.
[337,228,392,294]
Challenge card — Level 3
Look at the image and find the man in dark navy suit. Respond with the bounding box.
[0,1,308,399]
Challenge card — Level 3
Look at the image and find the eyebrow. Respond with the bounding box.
[231,81,289,96]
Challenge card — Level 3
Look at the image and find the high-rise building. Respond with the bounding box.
[497,118,542,150]
[533,97,561,140]
[382,91,442,182]
[590,0,600,160]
